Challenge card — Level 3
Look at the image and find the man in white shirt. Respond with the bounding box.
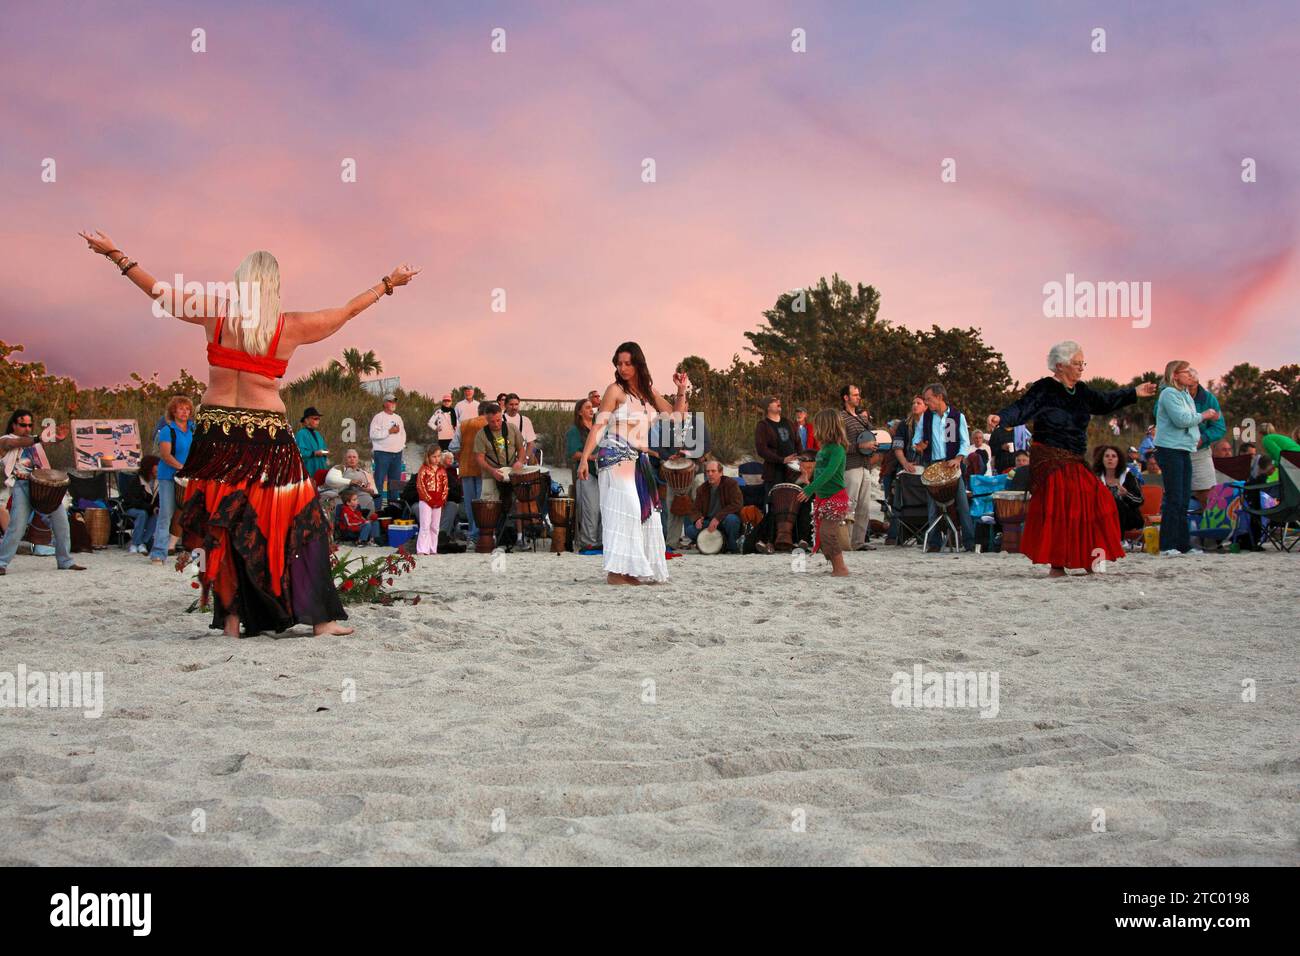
[503,393,537,463]
[369,393,407,509]
[453,386,479,438]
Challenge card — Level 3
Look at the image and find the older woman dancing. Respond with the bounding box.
[80,228,419,635]
[988,340,1157,576]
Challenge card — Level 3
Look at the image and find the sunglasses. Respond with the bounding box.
[14,421,33,428]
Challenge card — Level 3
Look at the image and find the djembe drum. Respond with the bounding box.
[797,452,816,483]
[509,466,549,542]
[472,498,502,553]
[662,458,696,516]
[548,496,574,552]
[992,490,1030,554]
[27,468,69,515]
[767,482,804,552]
[921,460,963,551]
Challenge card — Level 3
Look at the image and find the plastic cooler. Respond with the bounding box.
[386,524,417,548]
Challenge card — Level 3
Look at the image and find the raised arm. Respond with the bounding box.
[289,264,421,345]
[79,229,223,323]
[650,371,690,416]
[992,380,1049,431]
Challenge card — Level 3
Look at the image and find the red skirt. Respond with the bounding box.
[1020,442,1124,570]
[177,405,345,634]
[812,488,850,554]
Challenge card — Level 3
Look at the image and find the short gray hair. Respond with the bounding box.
[922,383,946,400]
[1047,340,1081,371]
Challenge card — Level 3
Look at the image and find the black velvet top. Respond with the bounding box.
[996,377,1138,456]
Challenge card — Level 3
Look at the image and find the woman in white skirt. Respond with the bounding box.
[577,342,689,585]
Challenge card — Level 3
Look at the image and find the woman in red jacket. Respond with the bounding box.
[416,447,450,554]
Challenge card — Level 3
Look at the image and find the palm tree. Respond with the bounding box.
[329,348,383,382]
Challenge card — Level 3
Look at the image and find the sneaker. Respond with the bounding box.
[1159,549,1182,558]
[1185,548,1205,555]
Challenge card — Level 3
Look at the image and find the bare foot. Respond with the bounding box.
[1048,566,1067,578]
[223,614,240,637]
[606,573,641,585]
[313,621,355,636]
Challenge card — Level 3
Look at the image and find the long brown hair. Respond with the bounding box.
[813,408,846,448]
[572,398,592,439]
[612,342,655,405]
[1092,444,1125,479]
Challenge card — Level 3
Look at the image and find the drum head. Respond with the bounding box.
[662,459,692,472]
[29,468,69,485]
[697,528,725,554]
[921,461,960,486]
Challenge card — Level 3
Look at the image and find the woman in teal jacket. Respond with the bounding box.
[1155,361,1219,555]
[295,407,329,473]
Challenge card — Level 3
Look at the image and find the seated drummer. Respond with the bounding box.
[0,409,85,574]
[650,409,710,551]
[473,402,527,535]
[683,458,743,553]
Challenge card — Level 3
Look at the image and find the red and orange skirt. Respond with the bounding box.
[177,405,345,634]
[1021,442,1124,570]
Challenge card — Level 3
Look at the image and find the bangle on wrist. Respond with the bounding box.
[119,259,138,275]
[382,276,394,295]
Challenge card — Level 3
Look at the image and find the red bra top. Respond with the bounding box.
[206,309,289,379]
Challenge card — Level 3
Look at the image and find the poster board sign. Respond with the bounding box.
[71,419,142,471]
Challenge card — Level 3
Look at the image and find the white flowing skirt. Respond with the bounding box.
[598,455,668,581]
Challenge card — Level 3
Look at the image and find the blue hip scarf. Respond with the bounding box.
[597,437,661,523]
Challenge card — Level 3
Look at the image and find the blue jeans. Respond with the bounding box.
[150,478,177,560]
[925,474,976,551]
[462,475,483,538]
[0,481,76,569]
[150,478,179,561]
[127,508,157,549]
[684,513,742,553]
[1155,446,1192,552]
[373,450,404,504]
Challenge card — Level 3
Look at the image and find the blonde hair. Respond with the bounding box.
[1163,359,1191,388]
[813,408,846,447]
[224,251,282,356]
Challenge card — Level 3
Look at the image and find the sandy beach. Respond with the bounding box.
[0,545,1295,866]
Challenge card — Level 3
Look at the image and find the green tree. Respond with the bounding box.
[329,348,383,382]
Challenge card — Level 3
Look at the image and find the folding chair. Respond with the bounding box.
[968,472,1009,551]
[111,470,143,548]
[891,472,930,546]
[1243,451,1300,551]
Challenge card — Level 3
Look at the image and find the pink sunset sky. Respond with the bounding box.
[2,0,1298,399]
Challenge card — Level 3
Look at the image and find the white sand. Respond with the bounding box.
[0,544,1295,866]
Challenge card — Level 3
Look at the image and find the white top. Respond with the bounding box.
[428,408,456,440]
[369,411,407,452]
[453,399,479,433]
[504,412,536,444]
